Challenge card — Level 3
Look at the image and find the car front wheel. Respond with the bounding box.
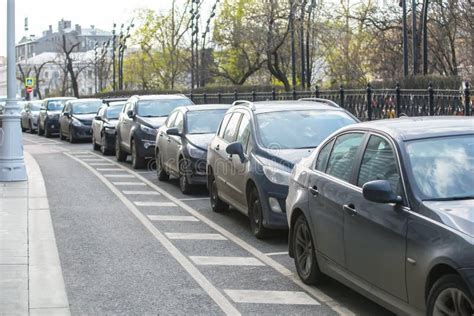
[292,215,327,285]
[428,274,473,316]
[248,187,270,239]
[179,158,192,194]
[131,139,145,169]
[209,171,228,213]
[115,136,127,162]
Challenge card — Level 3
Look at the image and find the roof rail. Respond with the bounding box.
[298,98,340,108]
[232,100,255,110]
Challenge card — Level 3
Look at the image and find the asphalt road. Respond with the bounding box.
[23,132,394,315]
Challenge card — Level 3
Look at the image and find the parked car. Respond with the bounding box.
[286,117,474,315]
[38,97,76,137]
[156,104,231,194]
[115,95,194,169]
[19,101,28,131]
[59,99,102,143]
[20,100,42,133]
[92,100,127,155]
[207,99,358,238]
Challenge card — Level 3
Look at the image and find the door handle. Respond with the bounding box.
[167,138,171,143]
[309,185,319,196]
[159,132,164,137]
[343,204,357,216]
[215,144,220,151]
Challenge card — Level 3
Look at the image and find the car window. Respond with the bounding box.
[236,113,251,153]
[166,112,178,128]
[218,113,232,138]
[98,107,105,117]
[316,139,335,171]
[357,135,401,193]
[223,113,242,143]
[175,112,184,132]
[325,133,365,182]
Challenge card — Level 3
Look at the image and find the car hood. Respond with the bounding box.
[137,116,167,129]
[185,134,214,151]
[104,119,118,127]
[423,200,474,238]
[46,111,62,116]
[73,113,95,121]
[259,148,315,169]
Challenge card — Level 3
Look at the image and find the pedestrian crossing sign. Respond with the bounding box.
[25,77,34,88]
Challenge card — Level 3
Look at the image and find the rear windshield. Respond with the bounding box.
[47,100,70,111]
[136,99,193,117]
[106,103,125,119]
[30,102,41,111]
[186,109,228,134]
[72,101,103,114]
[256,110,356,149]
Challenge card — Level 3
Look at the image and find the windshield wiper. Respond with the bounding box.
[424,196,474,201]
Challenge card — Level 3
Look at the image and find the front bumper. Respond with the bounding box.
[185,156,208,185]
[103,131,116,150]
[254,178,289,229]
[45,119,60,132]
[135,133,156,158]
[72,125,93,140]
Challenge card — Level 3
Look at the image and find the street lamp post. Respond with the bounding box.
[0,0,27,181]
[401,0,409,77]
[112,24,116,91]
[94,42,98,94]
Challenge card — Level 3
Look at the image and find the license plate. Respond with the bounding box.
[51,125,55,128]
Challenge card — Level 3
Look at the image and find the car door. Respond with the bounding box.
[39,101,47,128]
[343,133,408,302]
[227,112,251,208]
[209,112,232,185]
[92,106,105,143]
[120,101,133,149]
[59,103,69,136]
[167,111,184,173]
[158,111,178,169]
[20,103,28,127]
[306,132,366,268]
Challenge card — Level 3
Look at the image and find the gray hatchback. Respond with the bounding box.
[286,117,474,315]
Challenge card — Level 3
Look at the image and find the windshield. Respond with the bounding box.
[47,100,69,111]
[106,103,125,119]
[136,99,193,117]
[406,135,474,201]
[256,110,356,149]
[30,102,41,111]
[72,101,102,114]
[186,109,227,134]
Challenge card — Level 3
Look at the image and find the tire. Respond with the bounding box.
[115,136,127,162]
[428,274,473,316]
[292,215,327,285]
[156,150,170,181]
[59,126,66,140]
[131,139,145,169]
[179,157,192,194]
[68,127,76,143]
[92,134,100,151]
[38,122,44,136]
[29,120,35,134]
[100,133,111,155]
[248,187,270,239]
[45,126,52,138]
[209,170,228,213]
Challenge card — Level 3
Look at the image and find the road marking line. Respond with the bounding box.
[104,174,136,178]
[134,201,176,207]
[165,233,227,240]
[224,290,320,305]
[147,215,199,222]
[64,152,240,316]
[96,168,124,171]
[265,251,288,256]
[123,191,160,195]
[112,182,146,186]
[89,163,114,166]
[87,152,353,316]
[190,256,264,266]
[180,197,210,201]
[82,158,106,162]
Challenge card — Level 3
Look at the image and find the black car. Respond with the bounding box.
[115,95,194,169]
[207,99,358,238]
[38,97,76,137]
[59,99,102,143]
[155,104,230,194]
[92,100,127,155]
[286,117,474,315]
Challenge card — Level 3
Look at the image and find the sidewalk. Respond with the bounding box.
[0,152,70,315]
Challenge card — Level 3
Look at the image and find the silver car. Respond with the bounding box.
[286,117,474,315]
[20,100,42,133]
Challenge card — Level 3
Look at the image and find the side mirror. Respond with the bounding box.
[94,115,102,121]
[226,142,246,162]
[166,127,181,136]
[362,180,402,204]
[127,110,135,118]
[63,111,70,117]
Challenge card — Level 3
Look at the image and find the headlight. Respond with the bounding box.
[72,119,82,127]
[263,165,291,186]
[187,144,206,159]
[140,124,157,136]
[104,125,115,134]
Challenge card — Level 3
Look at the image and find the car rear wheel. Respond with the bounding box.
[115,136,127,162]
[179,158,192,194]
[209,171,228,212]
[92,135,100,151]
[293,215,326,285]
[156,150,169,181]
[100,133,111,155]
[131,139,145,169]
[69,127,75,143]
[248,187,270,239]
[428,275,473,316]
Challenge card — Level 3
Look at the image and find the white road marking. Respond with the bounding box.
[104,174,136,178]
[265,251,288,256]
[165,233,227,240]
[89,163,114,166]
[180,197,210,201]
[224,290,320,305]
[190,256,264,266]
[96,168,124,171]
[123,191,160,195]
[82,158,106,162]
[147,215,199,222]
[134,201,176,207]
[112,182,146,186]
[86,152,353,316]
[64,152,241,316]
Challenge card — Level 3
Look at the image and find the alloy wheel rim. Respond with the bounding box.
[252,199,261,228]
[295,223,313,278]
[211,180,217,208]
[433,288,473,316]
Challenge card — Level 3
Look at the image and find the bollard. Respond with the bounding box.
[339,85,344,108]
[428,82,434,116]
[271,88,276,100]
[315,85,320,98]
[465,82,471,116]
[395,82,401,117]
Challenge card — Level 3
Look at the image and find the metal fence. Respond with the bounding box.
[187,83,472,121]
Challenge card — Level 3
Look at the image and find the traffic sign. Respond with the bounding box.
[25,77,34,88]
[26,87,33,93]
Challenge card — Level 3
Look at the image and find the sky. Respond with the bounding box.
[0,0,183,57]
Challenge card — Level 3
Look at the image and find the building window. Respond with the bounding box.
[44,71,49,79]
[88,70,93,79]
